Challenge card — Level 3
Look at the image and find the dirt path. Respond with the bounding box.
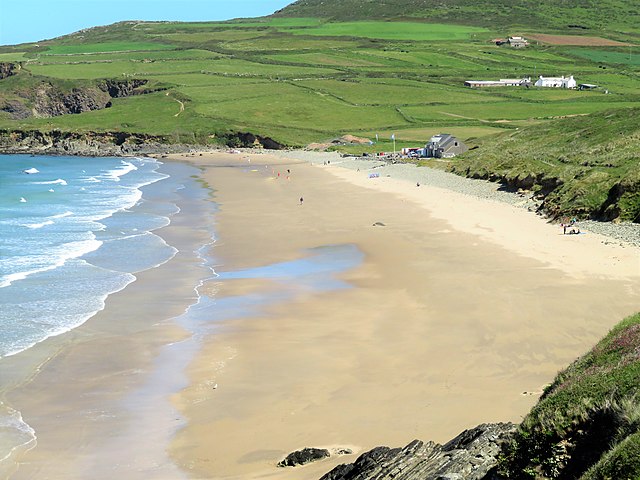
[165,92,185,117]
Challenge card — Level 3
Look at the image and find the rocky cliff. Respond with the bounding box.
[30,82,111,117]
[0,62,20,80]
[0,78,159,120]
[0,129,192,156]
[320,423,516,480]
[0,128,285,156]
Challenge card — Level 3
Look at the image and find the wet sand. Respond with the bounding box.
[168,151,640,480]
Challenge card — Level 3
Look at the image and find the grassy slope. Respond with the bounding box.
[499,312,640,479]
[450,107,640,221]
[273,0,640,37]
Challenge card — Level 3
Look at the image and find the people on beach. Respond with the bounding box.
[561,222,580,235]
[299,197,304,205]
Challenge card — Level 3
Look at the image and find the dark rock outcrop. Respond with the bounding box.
[0,129,202,156]
[0,128,288,156]
[0,63,19,80]
[3,79,163,121]
[278,448,331,467]
[221,131,285,150]
[320,423,516,480]
[27,82,111,118]
[98,79,150,98]
[1,100,31,120]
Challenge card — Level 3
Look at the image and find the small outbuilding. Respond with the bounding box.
[508,36,528,48]
[425,134,468,158]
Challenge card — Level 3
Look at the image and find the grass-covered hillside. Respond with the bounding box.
[0,17,638,147]
[450,107,640,222]
[499,312,640,479]
[0,6,638,219]
[274,0,640,37]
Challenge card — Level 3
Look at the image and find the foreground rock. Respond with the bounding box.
[320,423,515,480]
[278,447,331,467]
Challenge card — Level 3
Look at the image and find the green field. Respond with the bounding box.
[43,41,176,54]
[287,21,490,40]
[2,18,639,145]
[0,17,638,153]
[567,47,640,66]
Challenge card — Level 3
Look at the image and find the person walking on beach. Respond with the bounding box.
[299,197,304,205]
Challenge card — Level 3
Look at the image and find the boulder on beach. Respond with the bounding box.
[277,447,331,467]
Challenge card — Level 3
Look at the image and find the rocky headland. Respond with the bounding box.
[319,423,515,480]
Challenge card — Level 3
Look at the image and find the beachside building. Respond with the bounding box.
[465,77,531,88]
[535,75,577,88]
[425,134,468,158]
[508,36,528,48]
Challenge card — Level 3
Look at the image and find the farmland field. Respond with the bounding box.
[525,34,632,46]
[286,22,491,40]
[44,42,177,54]
[566,48,640,66]
[0,18,638,149]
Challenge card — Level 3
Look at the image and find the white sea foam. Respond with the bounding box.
[0,404,36,465]
[21,211,73,229]
[33,178,67,186]
[22,168,39,174]
[51,211,74,219]
[23,220,54,229]
[1,267,136,358]
[0,237,102,288]
[104,160,138,182]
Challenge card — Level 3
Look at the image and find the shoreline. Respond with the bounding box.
[0,159,217,479]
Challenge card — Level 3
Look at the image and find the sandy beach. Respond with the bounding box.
[167,150,640,479]
[1,150,638,480]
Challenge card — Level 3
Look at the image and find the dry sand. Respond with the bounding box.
[3,150,636,480]
[168,151,640,480]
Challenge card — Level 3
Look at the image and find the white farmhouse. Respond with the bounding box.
[534,75,577,89]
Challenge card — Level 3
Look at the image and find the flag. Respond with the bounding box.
[375,134,379,142]
[391,133,395,140]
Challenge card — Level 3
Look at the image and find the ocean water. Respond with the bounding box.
[0,154,204,471]
[0,154,179,358]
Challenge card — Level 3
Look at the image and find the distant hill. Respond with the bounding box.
[274,0,640,36]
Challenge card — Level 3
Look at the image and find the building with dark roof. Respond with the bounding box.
[425,134,468,158]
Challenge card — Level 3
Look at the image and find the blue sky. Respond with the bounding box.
[0,0,293,46]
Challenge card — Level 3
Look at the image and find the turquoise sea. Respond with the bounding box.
[0,154,215,469]
[0,155,181,357]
